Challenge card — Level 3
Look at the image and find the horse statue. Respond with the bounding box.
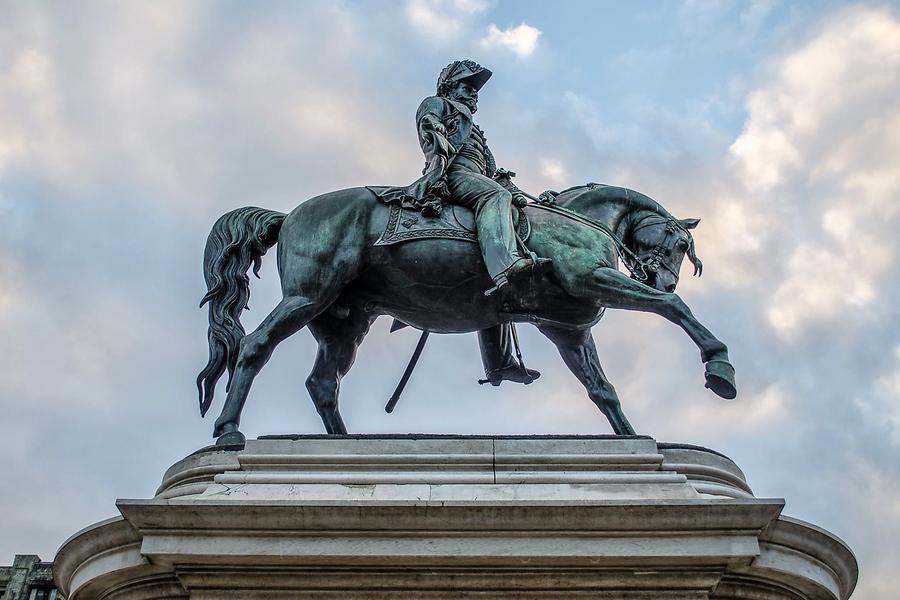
[197,183,736,444]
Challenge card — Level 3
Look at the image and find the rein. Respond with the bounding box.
[528,202,686,283]
[629,216,686,282]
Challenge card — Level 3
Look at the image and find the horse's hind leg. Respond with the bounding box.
[305,309,375,434]
[539,325,635,435]
[213,295,326,440]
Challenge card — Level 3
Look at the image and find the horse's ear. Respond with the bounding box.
[680,218,700,229]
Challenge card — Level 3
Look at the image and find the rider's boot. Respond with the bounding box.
[485,256,553,296]
[481,364,541,386]
[475,191,552,296]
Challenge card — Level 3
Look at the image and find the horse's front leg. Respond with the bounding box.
[569,267,736,399]
[539,326,635,435]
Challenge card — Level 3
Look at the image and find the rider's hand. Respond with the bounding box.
[538,191,558,205]
[431,121,448,138]
[512,193,528,208]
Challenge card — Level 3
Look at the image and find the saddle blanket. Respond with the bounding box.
[373,201,530,247]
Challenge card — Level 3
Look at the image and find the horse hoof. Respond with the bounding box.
[705,359,737,400]
[216,429,246,447]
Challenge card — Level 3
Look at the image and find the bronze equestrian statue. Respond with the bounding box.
[197,59,737,445]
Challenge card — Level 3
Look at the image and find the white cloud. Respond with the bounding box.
[0,46,68,176]
[481,22,541,57]
[663,384,789,437]
[866,348,900,444]
[406,0,490,42]
[688,197,773,287]
[718,7,900,334]
[539,158,567,186]
[730,8,900,192]
[767,235,890,334]
[0,4,206,190]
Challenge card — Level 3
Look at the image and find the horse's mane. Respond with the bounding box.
[553,183,673,218]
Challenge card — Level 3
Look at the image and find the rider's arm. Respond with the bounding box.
[415,96,450,155]
[415,97,453,183]
[419,113,447,139]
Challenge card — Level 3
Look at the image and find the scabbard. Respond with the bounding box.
[385,330,430,414]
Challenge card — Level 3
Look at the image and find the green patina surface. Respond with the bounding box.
[194,59,735,445]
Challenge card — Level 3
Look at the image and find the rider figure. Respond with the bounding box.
[411,59,547,385]
[409,59,552,294]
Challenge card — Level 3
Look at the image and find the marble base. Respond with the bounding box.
[54,435,857,599]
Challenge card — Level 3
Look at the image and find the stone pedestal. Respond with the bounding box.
[54,436,857,599]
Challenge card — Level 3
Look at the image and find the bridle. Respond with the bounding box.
[626,215,689,283]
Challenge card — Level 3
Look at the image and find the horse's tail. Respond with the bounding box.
[196,207,286,417]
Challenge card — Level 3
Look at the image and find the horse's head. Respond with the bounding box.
[628,216,703,292]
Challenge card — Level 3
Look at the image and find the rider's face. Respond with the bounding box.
[450,81,479,113]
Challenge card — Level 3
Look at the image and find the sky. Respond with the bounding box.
[1,0,898,597]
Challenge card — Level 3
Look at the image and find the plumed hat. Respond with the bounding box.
[436,59,493,95]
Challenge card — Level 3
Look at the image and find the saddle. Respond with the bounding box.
[370,193,530,247]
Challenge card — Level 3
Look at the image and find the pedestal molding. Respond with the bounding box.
[55,436,857,600]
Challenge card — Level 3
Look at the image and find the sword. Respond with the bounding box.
[385,330,430,413]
